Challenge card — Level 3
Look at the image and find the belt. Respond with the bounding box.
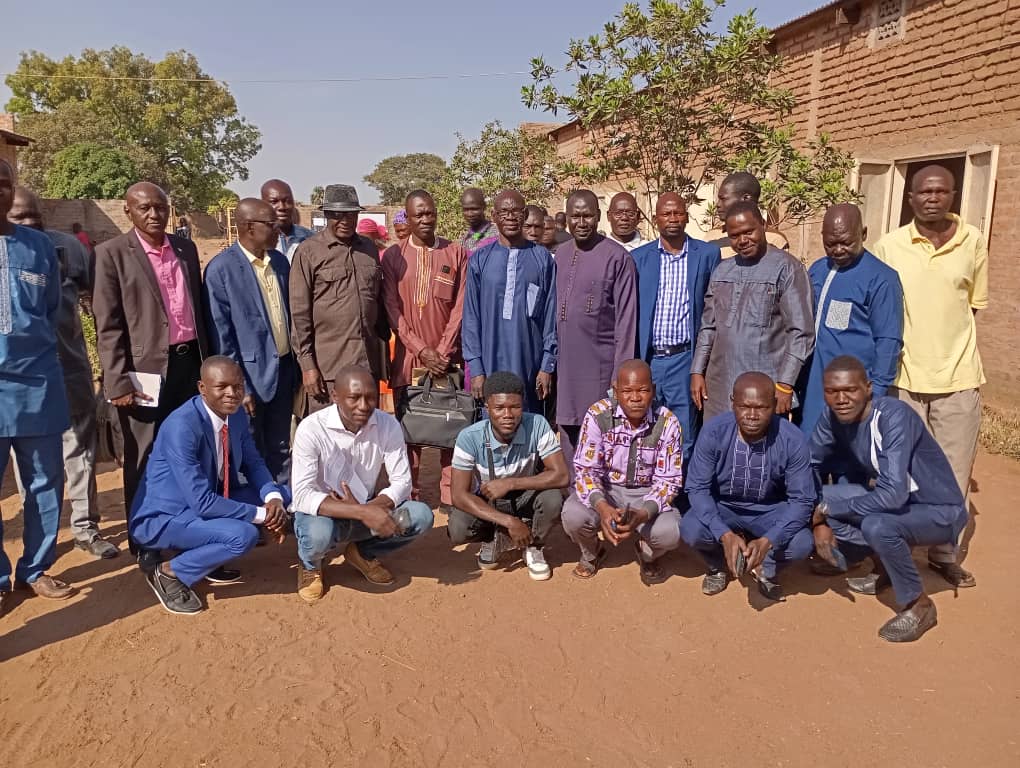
[171,341,197,356]
[652,342,691,357]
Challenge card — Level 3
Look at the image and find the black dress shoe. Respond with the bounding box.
[702,570,729,596]
[878,597,937,642]
[757,574,785,602]
[136,549,162,574]
[205,566,242,584]
[847,571,891,595]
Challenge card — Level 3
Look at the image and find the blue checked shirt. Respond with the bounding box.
[651,238,690,347]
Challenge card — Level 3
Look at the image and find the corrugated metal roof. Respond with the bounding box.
[772,1,846,35]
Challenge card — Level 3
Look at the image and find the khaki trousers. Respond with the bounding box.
[889,386,981,564]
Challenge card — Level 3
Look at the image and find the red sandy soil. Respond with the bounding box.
[1,449,1018,768]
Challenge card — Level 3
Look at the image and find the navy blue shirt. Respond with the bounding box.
[686,412,815,548]
[810,396,965,525]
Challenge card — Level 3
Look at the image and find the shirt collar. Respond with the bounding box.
[908,213,967,249]
[658,237,688,258]
[134,229,170,256]
[325,405,378,435]
[238,242,267,265]
[613,402,655,430]
[202,401,227,434]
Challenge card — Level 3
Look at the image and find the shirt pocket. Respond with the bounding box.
[824,299,853,331]
[742,282,775,328]
[433,274,456,303]
[12,270,49,322]
[316,266,351,301]
[526,283,542,318]
[583,279,609,315]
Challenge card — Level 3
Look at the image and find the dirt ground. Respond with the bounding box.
[1,448,1018,768]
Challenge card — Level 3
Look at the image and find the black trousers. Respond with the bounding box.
[447,488,563,548]
[118,344,201,564]
[249,354,296,485]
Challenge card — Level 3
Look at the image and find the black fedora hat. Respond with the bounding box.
[320,184,365,212]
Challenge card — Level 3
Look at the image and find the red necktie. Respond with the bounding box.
[220,423,230,498]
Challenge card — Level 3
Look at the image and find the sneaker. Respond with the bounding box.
[701,569,729,596]
[524,546,551,581]
[15,574,75,600]
[477,538,500,570]
[74,535,119,560]
[344,542,394,585]
[205,566,242,584]
[146,569,203,615]
[297,567,324,603]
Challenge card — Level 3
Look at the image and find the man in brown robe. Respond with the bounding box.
[290,184,388,415]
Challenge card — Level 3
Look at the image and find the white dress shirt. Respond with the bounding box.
[290,406,412,516]
[202,402,281,523]
[607,232,652,252]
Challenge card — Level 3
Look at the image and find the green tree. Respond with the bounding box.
[364,153,447,205]
[434,121,560,238]
[44,142,139,199]
[6,47,260,209]
[522,0,856,224]
[309,185,324,206]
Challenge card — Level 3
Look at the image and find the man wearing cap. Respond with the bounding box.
[290,184,389,415]
[261,179,314,263]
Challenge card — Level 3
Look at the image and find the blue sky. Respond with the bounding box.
[2,0,821,204]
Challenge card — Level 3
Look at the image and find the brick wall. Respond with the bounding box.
[550,0,1020,409]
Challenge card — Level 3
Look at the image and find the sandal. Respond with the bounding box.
[572,546,606,580]
[927,560,976,588]
[635,541,667,585]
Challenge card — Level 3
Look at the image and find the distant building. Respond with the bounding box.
[0,114,31,178]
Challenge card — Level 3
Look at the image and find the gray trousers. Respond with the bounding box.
[562,484,681,565]
[15,371,99,542]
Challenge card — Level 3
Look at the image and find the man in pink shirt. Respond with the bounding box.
[93,182,208,572]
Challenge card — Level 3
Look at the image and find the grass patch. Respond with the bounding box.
[980,405,1020,461]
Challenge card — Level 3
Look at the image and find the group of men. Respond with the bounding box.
[0,156,986,642]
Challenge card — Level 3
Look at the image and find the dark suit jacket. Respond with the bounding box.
[203,243,292,403]
[93,230,208,400]
[632,236,721,362]
[130,396,283,546]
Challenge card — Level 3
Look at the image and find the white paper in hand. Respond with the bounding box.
[127,372,162,408]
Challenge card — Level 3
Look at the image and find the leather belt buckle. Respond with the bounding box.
[174,342,191,356]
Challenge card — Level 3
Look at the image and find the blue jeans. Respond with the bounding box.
[294,501,434,571]
[822,483,967,606]
[679,500,814,580]
[0,434,65,589]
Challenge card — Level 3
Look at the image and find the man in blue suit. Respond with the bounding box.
[130,356,290,615]
[204,198,295,483]
[632,192,721,461]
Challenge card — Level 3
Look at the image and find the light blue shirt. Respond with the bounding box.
[651,238,690,347]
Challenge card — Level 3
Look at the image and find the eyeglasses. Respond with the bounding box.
[249,219,279,227]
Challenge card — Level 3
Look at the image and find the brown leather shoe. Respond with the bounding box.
[878,595,938,642]
[16,574,75,600]
[297,567,324,603]
[344,542,394,585]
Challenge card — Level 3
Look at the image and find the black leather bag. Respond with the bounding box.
[398,373,478,449]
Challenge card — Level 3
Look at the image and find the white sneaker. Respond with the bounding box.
[524,546,551,581]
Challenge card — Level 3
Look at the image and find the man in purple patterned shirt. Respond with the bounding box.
[562,360,684,583]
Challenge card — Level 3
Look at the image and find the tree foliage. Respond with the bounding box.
[433,121,561,239]
[6,47,260,209]
[45,142,139,199]
[522,0,856,225]
[309,185,324,206]
[364,153,447,206]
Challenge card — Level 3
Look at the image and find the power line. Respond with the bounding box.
[1,71,530,85]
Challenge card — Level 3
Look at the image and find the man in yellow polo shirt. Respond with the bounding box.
[873,164,987,589]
